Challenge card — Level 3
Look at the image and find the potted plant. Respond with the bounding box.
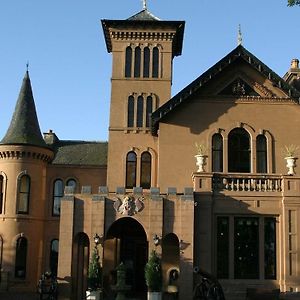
[86,246,102,300]
[195,142,207,172]
[284,145,299,175]
[145,250,162,300]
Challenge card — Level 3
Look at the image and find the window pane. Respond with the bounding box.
[53,179,63,216]
[228,128,250,173]
[125,47,132,78]
[127,96,135,127]
[234,217,259,279]
[143,47,150,78]
[126,152,137,188]
[18,175,30,214]
[15,237,27,278]
[217,217,229,278]
[265,218,276,279]
[257,135,267,173]
[152,47,159,78]
[212,134,223,172]
[146,96,153,127]
[50,239,59,276]
[67,179,76,188]
[134,47,141,78]
[140,152,151,189]
[137,96,144,127]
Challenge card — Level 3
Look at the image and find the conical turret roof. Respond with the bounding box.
[1,71,46,147]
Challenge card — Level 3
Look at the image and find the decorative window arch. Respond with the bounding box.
[143,47,150,78]
[140,152,152,189]
[256,135,267,173]
[126,152,137,188]
[152,47,159,78]
[53,179,63,216]
[17,174,30,214]
[134,47,141,78]
[137,95,144,127]
[50,239,59,276]
[15,236,27,278]
[228,128,251,173]
[212,133,223,172]
[0,175,3,214]
[125,46,132,78]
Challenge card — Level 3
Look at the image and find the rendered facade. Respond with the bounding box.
[1,6,300,300]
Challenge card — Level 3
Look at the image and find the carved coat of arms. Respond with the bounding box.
[113,195,144,216]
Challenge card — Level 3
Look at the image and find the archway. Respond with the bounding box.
[103,217,148,298]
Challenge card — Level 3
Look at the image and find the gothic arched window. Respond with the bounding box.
[146,96,153,127]
[228,128,251,173]
[127,95,135,127]
[212,133,223,172]
[126,152,137,189]
[137,96,144,127]
[66,179,77,192]
[0,175,3,214]
[152,47,159,78]
[18,175,30,214]
[125,46,132,78]
[50,239,59,276]
[140,152,152,189]
[134,47,141,78]
[256,135,267,173]
[15,237,27,278]
[143,47,150,78]
[53,179,63,216]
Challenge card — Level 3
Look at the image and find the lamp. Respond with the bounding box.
[153,234,161,246]
[93,233,102,246]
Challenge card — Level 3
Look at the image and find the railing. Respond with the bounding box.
[212,174,282,192]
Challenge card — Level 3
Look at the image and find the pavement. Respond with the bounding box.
[0,292,39,300]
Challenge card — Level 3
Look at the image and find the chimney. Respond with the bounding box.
[291,58,299,69]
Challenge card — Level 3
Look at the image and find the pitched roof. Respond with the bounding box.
[51,140,108,166]
[0,71,47,148]
[151,45,300,135]
[127,9,160,21]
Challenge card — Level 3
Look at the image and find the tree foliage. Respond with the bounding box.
[88,247,102,290]
[145,250,162,292]
[288,0,300,6]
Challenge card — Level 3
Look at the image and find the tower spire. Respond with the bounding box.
[142,0,147,10]
[237,24,243,46]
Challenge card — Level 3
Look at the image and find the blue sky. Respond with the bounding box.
[0,1,299,141]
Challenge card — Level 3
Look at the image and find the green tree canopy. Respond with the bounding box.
[288,0,300,6]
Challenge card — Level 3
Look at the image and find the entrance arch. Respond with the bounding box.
[103,217,148,298]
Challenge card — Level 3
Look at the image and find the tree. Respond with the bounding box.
[87,247,102,290]
[288,0,300,6]
[144,250,162,292]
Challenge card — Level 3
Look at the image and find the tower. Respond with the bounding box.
[102,7,185,191]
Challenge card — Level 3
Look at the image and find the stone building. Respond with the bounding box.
[1,6,300,300]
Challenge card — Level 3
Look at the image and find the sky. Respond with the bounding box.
[0,1,299,141]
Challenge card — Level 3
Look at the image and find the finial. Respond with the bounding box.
[237,24,243,46]
[26,61,29,73]
[142,0,147,10]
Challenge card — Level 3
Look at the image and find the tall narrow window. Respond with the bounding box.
[140,152,151,189]
[264,218,276,279]
[234,217,259,279]
[257,135,267,173]
[18,175,30,214]
[127,96,135,127]
[143,47,150,78]
[50,239,59,276]
[152,47,159,78]
[228,128,251,173]
[146,96,153,127]
[137,96,144,127]
[217,217,229,278]
[126,152,137,189]
[0,175,3,214]
[0,235,3,268]
[212,134,223,172]
[53,179,64,216]
[125,46,132,78]
[134,47,141,78]
[15,237,27,278]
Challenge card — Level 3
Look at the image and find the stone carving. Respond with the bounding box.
[113,195,144,216]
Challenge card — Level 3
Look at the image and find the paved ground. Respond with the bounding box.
[0,292,39,300]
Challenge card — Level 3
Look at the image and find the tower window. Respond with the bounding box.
[125,47,132,78]
[137,96,144,127]
[143,47,150,78]
[134,47,141,78]
[152,47,159,78]
[146,96,153,127]
[140,152,152,189]
[17,175,30,214]
[66,179,77,191]
[127,96,135,127]
[0,175,3,214]
[212,133,223,172]
[50,239,59,276]
[15,237,27,279]
[126,152,137,189]
[53,179,63,216]
[257,134,267,173]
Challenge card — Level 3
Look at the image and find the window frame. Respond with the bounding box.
[15,236,28,279]
[52,179,64,216]
[126,151,137,189]
[17,174,31,214]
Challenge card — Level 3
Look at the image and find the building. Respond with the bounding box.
[1,5,300,300]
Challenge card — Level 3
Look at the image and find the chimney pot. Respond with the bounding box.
[291,59,299,69]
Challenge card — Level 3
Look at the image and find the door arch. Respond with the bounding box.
[103,217,148,298]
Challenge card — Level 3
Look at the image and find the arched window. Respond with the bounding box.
[228,128,251,173]
[212,134,223,172]
[137,96,144,127]
[66,179,77,192]
[0,175,3,214]
[126,152,137,189]
[18,175,30,214]
[146,96,153,127]
[257,135,267,173]
[50,239,59,276]
[134,47,141,78]
[152,47,159,78]
[125,46,132,78]
[15,237,27,278]
[140,152,152,189]
[0,235,3,269]
[143,47,150,78]
[53,179,64,216]
[127,96,135,127]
